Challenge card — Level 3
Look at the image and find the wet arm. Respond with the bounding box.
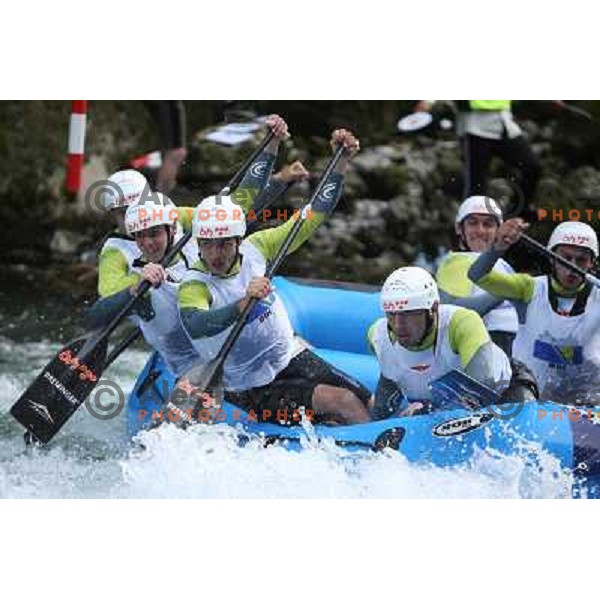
[437,253,504,315]
[178,279,242,338]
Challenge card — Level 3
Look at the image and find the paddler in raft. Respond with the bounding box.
[436,195,519,357]
[95,115,297,300]
[468,219,600,404]
[368,266,539,419]
[86,193,202,377]
[177,129,373,425]
[86,115,292,376]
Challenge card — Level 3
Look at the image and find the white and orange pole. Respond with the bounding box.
[66,100,88,197]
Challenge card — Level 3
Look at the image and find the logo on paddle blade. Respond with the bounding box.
[432,413,494,437]
[58,350,97,382]
[250,161,267,178]
[27,400,55,424]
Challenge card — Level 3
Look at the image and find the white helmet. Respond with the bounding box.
[380,267,440,313]
[192,195,246,239]
[104,169,149,211]
[125,193,178,235]
[455,195,503,225]
[547,221,599,258]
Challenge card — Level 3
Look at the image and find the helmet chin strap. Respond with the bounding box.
[159,225,176,263]
[221,238,242,274]
[227,238,243,273]
[549,263,585,293]
[420,308,437,346]
[457,224,471,252]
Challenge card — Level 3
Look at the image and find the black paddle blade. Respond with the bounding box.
[10,337,109,444]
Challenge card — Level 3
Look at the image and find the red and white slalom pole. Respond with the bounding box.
[66,100,88,196]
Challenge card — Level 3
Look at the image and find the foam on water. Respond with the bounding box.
[0,340,575,499]
[117,423,572,499]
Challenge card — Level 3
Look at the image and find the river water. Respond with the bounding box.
[0,267,575,498]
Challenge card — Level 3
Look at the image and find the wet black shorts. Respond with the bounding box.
[227,349,371,424]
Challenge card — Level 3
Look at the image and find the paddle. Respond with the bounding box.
[221,130,275,197]
[104,328,142,368]
[10,232,194,444]
[520,233,600,289]
[169,144,348,422]
[429,369,504,412]
[21,328,142,446]
[552,101,595,122]
[429,369,528,421]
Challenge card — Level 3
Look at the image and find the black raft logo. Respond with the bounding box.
[432,413,494,438]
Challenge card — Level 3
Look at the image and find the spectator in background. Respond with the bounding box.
[144,101,187,193]
[415,101,542,221]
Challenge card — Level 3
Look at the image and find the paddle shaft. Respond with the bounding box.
[255,181,295,222]
[104,328,142,369]
[520,233,600,287]
[553,101,594,122]
[203,145,346,386]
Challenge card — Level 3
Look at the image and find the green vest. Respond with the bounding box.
[469,100,511,111]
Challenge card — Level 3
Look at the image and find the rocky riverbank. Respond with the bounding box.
[2,100,600,297]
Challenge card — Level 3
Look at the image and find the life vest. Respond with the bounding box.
[104,232,200,377]
[371,305,466,401]
[512,276,600,398]
[183,240,294,392]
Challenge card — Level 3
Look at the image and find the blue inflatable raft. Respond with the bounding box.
[126,276,600,496]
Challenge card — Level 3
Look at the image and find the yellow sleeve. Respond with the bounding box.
[436,253,476,297]
[247,210,326,260]
[177,206,195,232]
[367,321,379,355]
[178,279,212,311]
[98,248,140,298]
[476,271,535,303]
[448,308,491,367]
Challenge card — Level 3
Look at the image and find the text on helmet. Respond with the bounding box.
[383,299,410,311]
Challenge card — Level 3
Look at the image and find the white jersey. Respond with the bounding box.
[100,234,141,264]
[513,276,600,399]
[183,240,294,392]
[104,234,200,377]
[371,305,465,401]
